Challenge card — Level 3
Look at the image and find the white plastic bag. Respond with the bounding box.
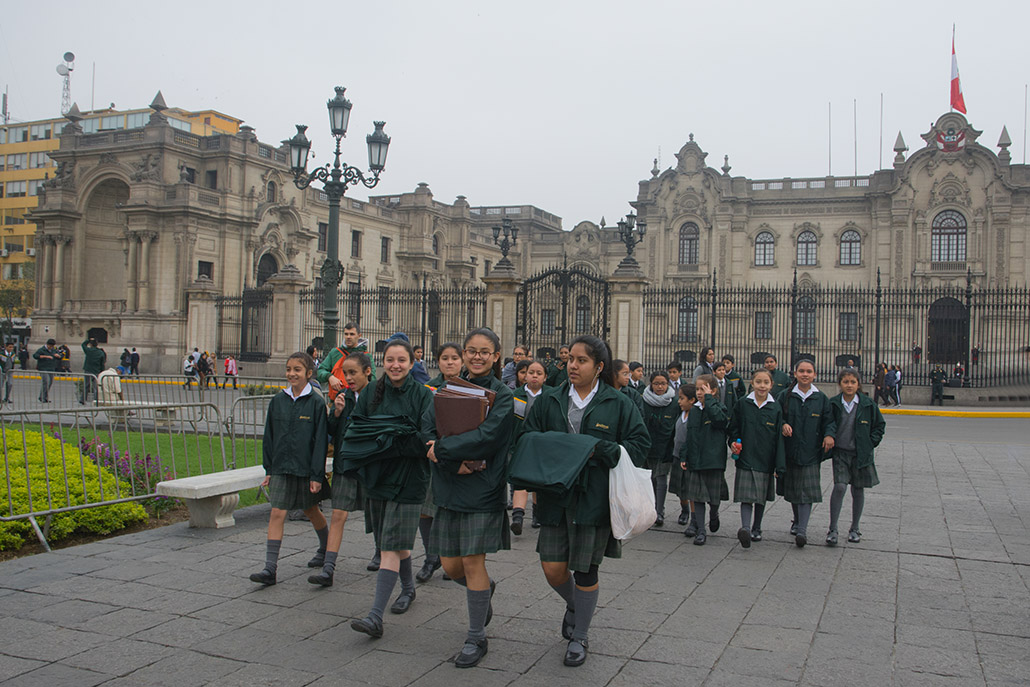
[609,446,657,541]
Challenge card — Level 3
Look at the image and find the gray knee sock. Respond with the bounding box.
[829,484,847,532]
[369,569,399,623]
[418,517,434,555]
[550,574,576,611]
[314,525,329,553]
[322,550,338,575]
[654,476,668,517]
[797,503,813,536]
[398,556,415,594]
[694,503,707,533]
[453,576,467,587]
[792,503,799,524]
[740,503,753,530]
[466,588,491,641]
[264,539,282,574]
[571,586,598,642]
[753,503,766,530]
[850,487,865,532]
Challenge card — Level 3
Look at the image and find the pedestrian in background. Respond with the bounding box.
[1,341,17,403]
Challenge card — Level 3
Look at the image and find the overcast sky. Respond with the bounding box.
[2,1,1027,227]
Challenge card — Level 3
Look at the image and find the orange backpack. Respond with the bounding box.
[327,347,350,401]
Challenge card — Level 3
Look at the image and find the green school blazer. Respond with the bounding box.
[828,392,885,470]
[728,396,786,475]
[681,394,730,472]
[327,388,358,474]
[424,374,515,513]
[262,388,329,481]
[641,396,678,465]
[776,387,836,467]
[620,385,646,416]
[521,381,651,527]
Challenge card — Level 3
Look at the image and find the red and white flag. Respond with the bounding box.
[951,27,967,114]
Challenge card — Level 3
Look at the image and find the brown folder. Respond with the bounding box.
[434,393,489,437]
[437,377,497,406]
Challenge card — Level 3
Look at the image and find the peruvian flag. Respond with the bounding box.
[951,28,967,114]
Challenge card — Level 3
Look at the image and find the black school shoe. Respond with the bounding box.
[790,521,798,536]
[390,589,416,614]
[684,521,698,538]
[351,616,383,638]
[308,570,333,587]
[307,550,325,568]
[709,510,720,533]
[249,568,276,586]
[367,550,381,571]
[416,557,441,583]
[677,510,689,526]
[654,515,664,528]
[737,527,751,549]
[693,532,707,546]
[455,638,488,668]
[848,529,862,543]
[563,639,589,667]
[750,528,763,542]
[510,511,524,536]
[826,530,838,547]
[795,534,807,548]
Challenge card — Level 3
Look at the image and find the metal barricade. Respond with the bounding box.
[1,402,225,551]
[225,394,276,469]
[116,375,284,423]
[3,372,101,412]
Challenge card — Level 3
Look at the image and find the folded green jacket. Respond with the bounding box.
[509,431,598,503]
[340,413,426,503]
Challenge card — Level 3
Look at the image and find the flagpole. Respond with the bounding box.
[1023,83,1027,164]
[951,24,955,113]
[879,93,884,170]
[854,98,858,177]
[828,101,832,176]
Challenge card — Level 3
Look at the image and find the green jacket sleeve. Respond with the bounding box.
[309,396,328,480]
[702,394,729,428]
[262,398,275,473]
[315,348,340,385]
[869,402,886,448]
[820,394,837,441]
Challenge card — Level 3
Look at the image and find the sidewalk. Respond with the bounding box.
[1,414,1028,686]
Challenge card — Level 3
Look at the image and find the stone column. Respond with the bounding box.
[138,232,156,312]
[266,265,311,371]
[52,236,70,312]
[126,232,139,312]
[607,271,648,364]
[185,276,219,356]
[482,267,523,354]
[40,237,53,311]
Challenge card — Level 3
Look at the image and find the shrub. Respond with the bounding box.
[78,438,178,517]
[0,428,148,550]
[242,384,279,397]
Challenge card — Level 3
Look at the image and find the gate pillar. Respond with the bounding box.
[266,265,312,371]
[483,272,522,353]
[185,276,219,359]
[607,273,647,363]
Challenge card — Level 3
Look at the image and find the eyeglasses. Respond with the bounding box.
[464,349,494,359]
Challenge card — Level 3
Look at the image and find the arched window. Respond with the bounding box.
[266,181,276,203]
[796,230,818,266]
[754,231,775,266]
[678,223,699,264]
[795,295,816,345]
[432,234,440,255]
[256,253,278,286]
[574,295,591,333]
[839,229,861,266]
[931,210,967,262]
[677,296,698,342]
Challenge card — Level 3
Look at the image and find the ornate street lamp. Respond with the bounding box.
[287,86,390,352]
[614,212,647,273]
[492,217,518,270]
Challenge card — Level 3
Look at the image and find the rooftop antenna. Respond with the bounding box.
[56,51,75,115]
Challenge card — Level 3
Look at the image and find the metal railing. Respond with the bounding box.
[226,395,276,469]
[3,371,101,411]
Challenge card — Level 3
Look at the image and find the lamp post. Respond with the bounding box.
[492,217,519,270]
[287,86,390,352]
[614,212,647,274]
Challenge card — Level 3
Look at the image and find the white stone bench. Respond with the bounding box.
[155,457,333,528]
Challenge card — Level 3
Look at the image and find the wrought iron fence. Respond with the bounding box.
[642,272,1030,388]
[517,263,611,360]
[299,279,487,366]
[215,288,274,362]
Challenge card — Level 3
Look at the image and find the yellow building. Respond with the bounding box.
[0,103,240,284]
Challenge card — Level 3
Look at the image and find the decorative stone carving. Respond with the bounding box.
[928,172,972,208]
[131,153,162,182]
[46,160,77,189]
[98,152,117,166]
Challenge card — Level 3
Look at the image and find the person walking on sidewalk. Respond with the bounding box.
[33,338,59,403]
[81,338,107,403]
[1,341,17,403]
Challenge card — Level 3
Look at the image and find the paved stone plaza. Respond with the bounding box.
[1,412,1028,686]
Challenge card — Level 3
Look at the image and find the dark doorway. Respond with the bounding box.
[256,254,278,287]
[927,297,968,364]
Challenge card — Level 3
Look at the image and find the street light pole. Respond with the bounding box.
[287,87,390,353]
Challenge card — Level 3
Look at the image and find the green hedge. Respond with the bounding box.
[1,429,148,550]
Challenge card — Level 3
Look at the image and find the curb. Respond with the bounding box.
[881,408,1030,418]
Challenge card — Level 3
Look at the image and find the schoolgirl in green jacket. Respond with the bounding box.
[510,359,549,533]
[640,370,678,526]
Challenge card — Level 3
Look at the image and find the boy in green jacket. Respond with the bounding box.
[680,374,729,545]
[316,322,377,399]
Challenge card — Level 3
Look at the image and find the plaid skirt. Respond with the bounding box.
[429,507,510,558]
[267,474,325,511]
[832,449,880,489]
[421,473,437,518]
[685,468,724,504]
[668,462,689,500]
[537,507,620,572]
[733,467,776,504]
[778,462,823,504]
[648,461,671,477]
[364,498,422,552]
[330,472,363,512]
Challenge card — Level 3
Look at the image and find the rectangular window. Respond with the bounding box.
[5,181,26,198]
[317,222,327,252]
[204,170,217,189]
[795,311,816,345]
[168,119,192,132]
[541,309,556,333]
[4,240,23,253]
[347,281,361,321]
[7,126,27,142]
[100,115,124,131]
[6,153,26,170]
[484,260,491,276]
[81,119,99,134]
[380,236,390,263]
[377,286,390,320]
[838,312,858,341]
[30,124,50,140]
[754,311,772,340]
[126,112,146,128]
[182,167,196,184]
[29,152,50,168]
[351,230,361,258]
[27,179,45,196]
[198,261,214,280]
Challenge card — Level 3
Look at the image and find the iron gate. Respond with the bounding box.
[216,288,273,362]
[516,262,611,357]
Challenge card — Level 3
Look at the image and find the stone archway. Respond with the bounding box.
[81,179,130,301]
[256,254,279,286]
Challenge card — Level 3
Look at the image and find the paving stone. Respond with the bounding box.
[632,635,724,670]
[61,637,175,676]
[712,645,807,682]
[607,657,708,686]
[28,598,121,629]
[336,648,442,684]
[2,662,110,687]
[137,616,236,648]
[407,661,520,687]
[217,662,321,687]
[0,655,46,683]
[83,607,177,637]
[1,627,115,663]
[103,650,244,687]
